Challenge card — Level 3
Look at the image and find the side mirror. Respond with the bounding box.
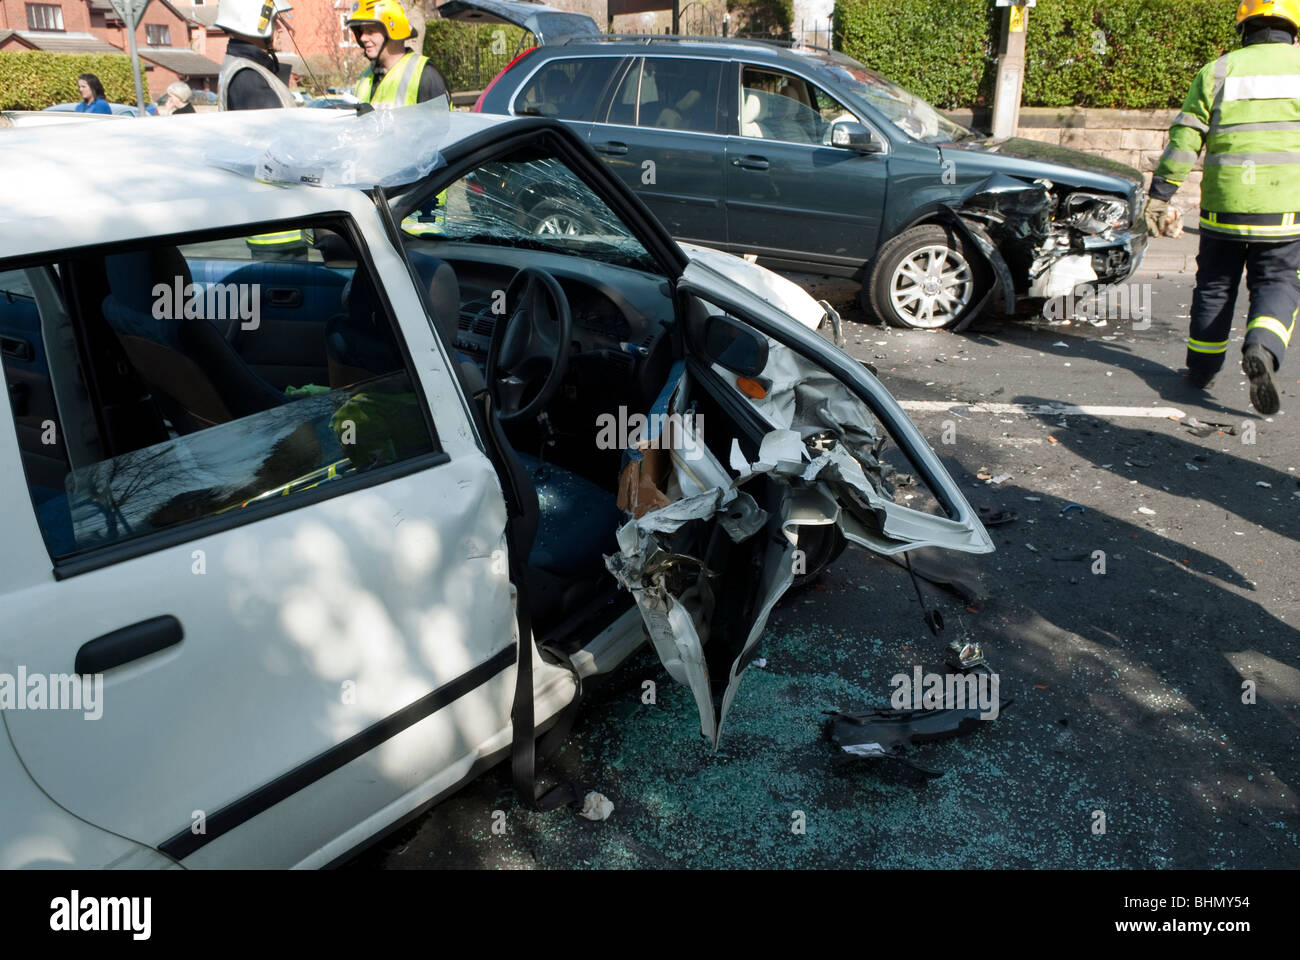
[704,315,768,377]
[831,120,884,154]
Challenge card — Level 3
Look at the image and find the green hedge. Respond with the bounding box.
[0,51,139,111]
[423,20,528,92]
[833,0,1240,110]
[833,0,1000,108]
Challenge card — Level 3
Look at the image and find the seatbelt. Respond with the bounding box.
[476,388,583,811]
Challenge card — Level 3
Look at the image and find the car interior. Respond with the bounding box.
[0,222,440,561]
[393,143,840,675]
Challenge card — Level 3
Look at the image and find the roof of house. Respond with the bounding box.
[0,30,37,49]
[8,31,125,55]
[138,46,222,76]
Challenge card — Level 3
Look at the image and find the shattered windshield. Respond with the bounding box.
[400,155,659,273]
[809,58,971,144]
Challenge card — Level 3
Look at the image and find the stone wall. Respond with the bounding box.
[947,107,1199,213]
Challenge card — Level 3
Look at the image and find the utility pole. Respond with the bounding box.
[109,0,151,114]
[991,1,1031,140]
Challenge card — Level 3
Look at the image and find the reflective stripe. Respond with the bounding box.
[1247,315,1295,346]
[1208,54,1231,136]
[1187,337,1229,353]
[1224,75,1300,101]
[1218,120,1300,133]
[1205,151,1300,166]
[1200,214,1300,237]
[393,52,423,105]
[246,230,306,245]
[1161,147,1199,164]
[1174,111,1210,133]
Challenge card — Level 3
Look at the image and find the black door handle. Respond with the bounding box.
[0,335,32,361]
[731,155,770,171]
[594,141,629,156]
[76,616,183,674]
[266,287,302,308]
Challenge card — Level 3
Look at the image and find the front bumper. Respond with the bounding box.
[1081,225,1148,285]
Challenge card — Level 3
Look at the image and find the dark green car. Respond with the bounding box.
[451,2,1147,330]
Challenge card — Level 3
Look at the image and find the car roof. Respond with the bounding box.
[547,35,843,68]
[0,107,508,258]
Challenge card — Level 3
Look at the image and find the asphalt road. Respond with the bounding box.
[350,249,1299,869]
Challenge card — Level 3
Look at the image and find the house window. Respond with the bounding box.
[146,24,171,46]
[339,13,358,47]
[25,4,64,31]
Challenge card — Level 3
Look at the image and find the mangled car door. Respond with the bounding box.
[607,260,992,747]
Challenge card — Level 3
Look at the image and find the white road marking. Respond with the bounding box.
[898,401,1185,419]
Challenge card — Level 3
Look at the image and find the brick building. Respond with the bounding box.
[0,0,222,97]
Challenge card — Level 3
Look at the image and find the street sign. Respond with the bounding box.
[107,0,152,22]
[107,0,152,115]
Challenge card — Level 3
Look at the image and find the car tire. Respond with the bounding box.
[864,223,987,330]
[528,199,597,237]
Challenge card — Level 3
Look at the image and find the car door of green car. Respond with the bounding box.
[723,60,888,274]
[589,55,729,246]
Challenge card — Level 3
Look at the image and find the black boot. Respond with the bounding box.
[1242,344,1280,415]
[1184,368,1217,390]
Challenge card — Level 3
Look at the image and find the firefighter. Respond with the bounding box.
[215,0,297,111]
[1146,0,1300,414]
[347,0,448,107]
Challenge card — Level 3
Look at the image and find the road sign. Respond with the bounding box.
[107,0,152,22]
[108,0,152,115]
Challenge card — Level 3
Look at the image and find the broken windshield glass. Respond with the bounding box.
[399,155,659,273]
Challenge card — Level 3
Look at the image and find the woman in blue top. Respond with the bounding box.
[74,74,112,114]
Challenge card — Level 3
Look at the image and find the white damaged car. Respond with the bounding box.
[0,102,991,868]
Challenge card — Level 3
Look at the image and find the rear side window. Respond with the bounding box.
[0,219,441,564]
[607,57,721,133]
[512,57,621,121]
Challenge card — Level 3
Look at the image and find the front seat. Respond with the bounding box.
[404,249,623,622]
[101,248,287,431]
[741,92,765,138]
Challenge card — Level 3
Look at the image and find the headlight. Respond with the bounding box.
[1061,192,1131,234]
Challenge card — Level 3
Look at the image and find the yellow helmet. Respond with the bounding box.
[347,0,414,42]
[1236,0,1300,29]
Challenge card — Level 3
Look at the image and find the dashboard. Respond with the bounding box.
[408,240,678,414]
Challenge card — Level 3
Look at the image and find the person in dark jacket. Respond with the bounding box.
[160,82,196,115]
[216,0,297,111]
[74,75,112,115]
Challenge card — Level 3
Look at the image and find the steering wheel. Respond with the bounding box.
[486,267,573,423]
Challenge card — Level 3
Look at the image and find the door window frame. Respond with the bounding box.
[731,59,889,154]
[0,212,453,579]
[598,54,729,136]
[506,52,629,122]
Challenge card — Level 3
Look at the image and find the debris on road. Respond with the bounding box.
[579,792,615,821]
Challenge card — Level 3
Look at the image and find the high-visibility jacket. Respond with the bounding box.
[355,52,429,106]
[1154,39,1300,239]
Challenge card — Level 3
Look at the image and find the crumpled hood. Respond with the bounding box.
[942,136,1144,190]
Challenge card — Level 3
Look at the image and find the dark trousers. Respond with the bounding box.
[1188,232,1300,374]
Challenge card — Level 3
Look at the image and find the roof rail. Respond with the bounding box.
[561,33,835,56]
